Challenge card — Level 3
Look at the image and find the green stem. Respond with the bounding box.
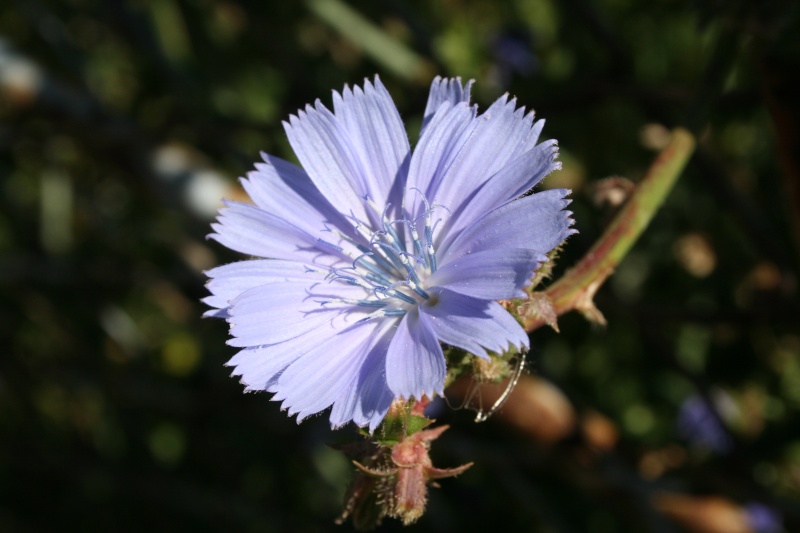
[516,128,696,331]
[305,0,433,83]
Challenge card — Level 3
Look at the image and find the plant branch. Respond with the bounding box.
[515,128,696,331]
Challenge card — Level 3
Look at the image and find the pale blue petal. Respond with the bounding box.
[284,77,410,223]
[274,320,391,423]
[284,103,371,222]
[227,280,368,347]
[332,77,410,209]
[208,201,347,267]
[385,309,446,400]
[243,153,353,241]
[525,118,547,152]
[440,189,575,264]
[227,311,358,392]
[355,349,395,432]
[421,288,529,358]
[329,324,395,431]
[443,140,561,240]
[403,101,479,228]
[425,96,539,218]
[421,76,474,134]
[485,139,559,203]
[427,249,544,299]
[203,259,327,316]
[406,102,478,194]
[227,345,304,393]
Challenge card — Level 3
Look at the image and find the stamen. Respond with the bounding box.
[363,272,394,287]
[327,270,377,291]
[409,224,427,268]
[376,285,417,306]
[355,243,395,276]
[316,238,343,252]
[362,228,400,275]
[352,252,393,285]
[427,241,437,273]
[409,187,441,273]
[369,240,408,276]
[318,192,448,317]
[380,219,405,255]
[407,279,430,300]
[357,308,406,323]
[318,298,387,308]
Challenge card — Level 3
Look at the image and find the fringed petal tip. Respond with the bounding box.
[202,307,229,319]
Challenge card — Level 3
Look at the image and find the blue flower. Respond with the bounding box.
[205,76,574,431]
[744,502,783,533]
[676,392,735,454]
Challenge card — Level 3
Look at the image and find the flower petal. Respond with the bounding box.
[227,280,368,347]
[440,188,575,264]
[424,96,542,218]
[385,309,446,400]
[209,200,348,267]
[227,311,357,392]
[332,77,410,208]
[284,103,370,222]
[421,288,529,358]
[274,320,393,423]
[404,101,479,212]
[227,344,304,393]
[243,153,353,240]
[329,325,395,431]
[421,76,474,134]
[203,259,327,316]
[444,139,560,239]
[427,249,544,299]
[284,77,410,222]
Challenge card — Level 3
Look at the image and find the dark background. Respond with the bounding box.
[1,0,799,531]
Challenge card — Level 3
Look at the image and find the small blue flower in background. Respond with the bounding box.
[205,76,574,430]
[744,502,783,533]
[676,392,736,454]
[489,30,539,88]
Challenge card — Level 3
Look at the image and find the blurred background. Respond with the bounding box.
[1,0,799,531]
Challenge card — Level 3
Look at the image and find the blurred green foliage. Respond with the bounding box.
[1,0,799,531]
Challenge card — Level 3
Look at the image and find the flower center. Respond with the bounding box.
[317,192,446,321]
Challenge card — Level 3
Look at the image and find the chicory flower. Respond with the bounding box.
[205,76,574,430]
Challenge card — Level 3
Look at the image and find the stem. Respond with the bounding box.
[517,128,696,331]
